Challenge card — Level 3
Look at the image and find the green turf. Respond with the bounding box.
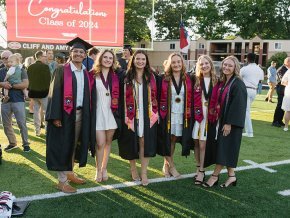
[1,91,290,217]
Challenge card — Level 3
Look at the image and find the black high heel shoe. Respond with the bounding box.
[220,175,237,188]
[193,165,200,179]
[202,174,219,188]
[194,170,205,185]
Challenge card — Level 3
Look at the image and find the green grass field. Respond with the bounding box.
[1,91,290,217]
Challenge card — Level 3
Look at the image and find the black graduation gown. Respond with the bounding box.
[204,77,247,168]
[157,75,193,157]
[118,75,158,160]
[46,65,92,171]
[90,72,121,157]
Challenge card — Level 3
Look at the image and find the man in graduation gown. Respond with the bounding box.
[46,37,93,193]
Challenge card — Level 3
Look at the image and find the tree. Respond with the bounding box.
[190,0,231,39]
[154,0,194,39]
[124,0,152,44]
[222,0,290,39]
[267,52,288,68]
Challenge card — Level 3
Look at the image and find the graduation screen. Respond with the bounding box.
[6,0,125,47]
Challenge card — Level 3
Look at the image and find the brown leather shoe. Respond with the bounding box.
[56,181,76,193]
[67,173,86,184]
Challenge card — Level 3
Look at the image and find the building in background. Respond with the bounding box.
[136,36,290,72]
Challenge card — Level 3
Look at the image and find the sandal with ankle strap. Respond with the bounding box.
[220,175,237,188]
[202,174,219,188]
[194,170,205,185]
[194,165,200,179]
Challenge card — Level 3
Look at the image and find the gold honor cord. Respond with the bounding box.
[148,82,152,119]
[167,80,171,133]
[184,79,188,128]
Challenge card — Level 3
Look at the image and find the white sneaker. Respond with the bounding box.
[283,128,288,132]
[242,133,254,137]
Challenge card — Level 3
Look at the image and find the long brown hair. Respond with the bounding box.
[194,55,217,87]
[164,52,187,81]
[92,49,118,77]
[220,55,241,83]
[126,50,151,84]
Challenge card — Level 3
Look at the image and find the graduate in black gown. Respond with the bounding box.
[118,50,158,186]
[157,53,193,178]
[203,56,247,188]
[46,37,94,193]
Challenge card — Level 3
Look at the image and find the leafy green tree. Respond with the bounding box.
[154,0,194,39]
[267,52,288,68]
[222,0,290,39]
[124,0,152,44]
[190,0,231,39]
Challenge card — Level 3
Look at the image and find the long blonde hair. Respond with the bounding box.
[194,55,217,87]
[164,52,187,81]
[220,55,241,83]
[92,49,118,77]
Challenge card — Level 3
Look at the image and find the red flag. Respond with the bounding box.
[180,22,189,49]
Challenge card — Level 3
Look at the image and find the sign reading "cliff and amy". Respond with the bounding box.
[7,0,125,48]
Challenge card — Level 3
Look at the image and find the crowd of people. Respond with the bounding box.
[0,37,289,193]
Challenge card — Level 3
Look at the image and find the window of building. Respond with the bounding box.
[170,43,175,49]
[141,44,146,48]
[182,54,188,60]
[199,43,205,49]
[274,42,282,50]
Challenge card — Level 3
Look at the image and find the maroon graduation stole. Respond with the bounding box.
[159,74,192,130]
[110,71,119,112]
[208,82,222,123]
[208,77,235,123]
[63,63,92,115]
[193,85,203,123]
[63,63,73,114]
[125,73,158,130]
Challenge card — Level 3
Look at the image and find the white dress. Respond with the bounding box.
[134,82,144,137]
[95,77,117,130]
[192,77,211,140]
[171,83,184,136]
[282,70,290,111]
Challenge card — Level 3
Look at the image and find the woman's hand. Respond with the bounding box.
[53,119,62,127]
[222,124,231,136]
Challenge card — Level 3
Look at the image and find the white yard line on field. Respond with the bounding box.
[278,190,290,196]
[14,159,290,202]
[243,160,277,173]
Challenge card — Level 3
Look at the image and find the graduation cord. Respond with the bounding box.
[167,80,171,133]
[133,80,140,126]
[184,79,188,128]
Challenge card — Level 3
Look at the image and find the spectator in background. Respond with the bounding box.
[24,56,35,70]
[265,61,277,103]
[55,52,66,65]
[281,69,290,131]
[272,57,290,127]
[118,44,133,71]
[0,50,30,152]
[47,50,58,74]
[240,53,264,138]
[24,56,36,114]
[2,54,26,103]
[27,51,51,136]
[83,47,99,71]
